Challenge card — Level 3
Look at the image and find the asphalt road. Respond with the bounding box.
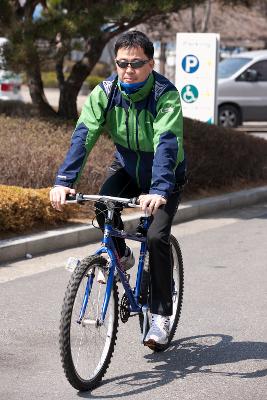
[0,203,267,400]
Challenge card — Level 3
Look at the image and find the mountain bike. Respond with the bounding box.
[59,193,184,391]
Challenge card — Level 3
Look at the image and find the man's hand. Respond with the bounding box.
[138,194,167,215]
[50,186,76,211]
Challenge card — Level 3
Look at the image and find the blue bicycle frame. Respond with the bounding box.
[78,215,151,326]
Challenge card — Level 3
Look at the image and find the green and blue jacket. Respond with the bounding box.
[55,71,186,198]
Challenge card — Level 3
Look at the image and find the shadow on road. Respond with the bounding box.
[78,333,267,398]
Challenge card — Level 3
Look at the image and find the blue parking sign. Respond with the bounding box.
[182,54,199,73]
[176,33,220,124]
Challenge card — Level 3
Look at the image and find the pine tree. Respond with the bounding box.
[0,0,253,119]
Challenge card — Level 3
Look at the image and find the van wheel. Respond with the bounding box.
[218,105,241,128]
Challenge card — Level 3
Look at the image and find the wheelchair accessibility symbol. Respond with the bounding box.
[181,85,199,103]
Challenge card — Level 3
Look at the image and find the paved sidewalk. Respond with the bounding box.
[1,185,267,264]
[21,85,88,110]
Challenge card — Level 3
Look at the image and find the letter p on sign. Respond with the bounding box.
[182,55,199,73]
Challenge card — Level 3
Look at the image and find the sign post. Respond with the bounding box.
[175,33,220,124]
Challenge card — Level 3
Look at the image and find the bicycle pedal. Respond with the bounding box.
[120,293,130,323]
[126,273,130,282]
[65,257,80,272]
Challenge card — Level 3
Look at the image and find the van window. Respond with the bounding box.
[218,57,251,79]
[0,38,8,69]
[250,61,267,81]
[0,48,5,68]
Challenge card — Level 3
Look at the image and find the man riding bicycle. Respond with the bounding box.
[50,30,186,350]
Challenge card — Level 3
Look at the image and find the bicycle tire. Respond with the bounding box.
[139,234,184,351]
[59,255,119,391]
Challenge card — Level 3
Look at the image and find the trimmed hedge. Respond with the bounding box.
[0,116,113,193]
[0,186,72,232]
[183,118,267,196]
[0,100,39,117]
[0,114,267,234]
[86,75,104,90]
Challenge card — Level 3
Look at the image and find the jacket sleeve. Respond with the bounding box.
[149,89,184,198]
[54,85,108,187]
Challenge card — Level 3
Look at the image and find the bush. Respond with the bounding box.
[0,114,267,233]
[41,71,59,88]
[0,100,38,118]
[0,116,114,193]
[0,185,72,232]
[1,115,267,196]
[183,118,267,197]
[85,75,104,90]
[91,62,112,77]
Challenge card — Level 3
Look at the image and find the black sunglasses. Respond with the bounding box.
[115,59,150,69]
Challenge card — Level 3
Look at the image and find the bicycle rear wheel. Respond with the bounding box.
[139,234,184,350]
[59,255,119,391]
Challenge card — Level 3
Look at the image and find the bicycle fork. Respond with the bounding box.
[77,270,95,325]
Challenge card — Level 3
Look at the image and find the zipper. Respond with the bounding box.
[130,102,135,140]
[125,106,131,150]
[135,110,141,187]
[126,101,141,186]
[135,111,140,151]
[136,152,141,187]
[132,103,141,186]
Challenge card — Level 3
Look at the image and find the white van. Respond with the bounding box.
[0,37,22,101]
[218,50,267,127]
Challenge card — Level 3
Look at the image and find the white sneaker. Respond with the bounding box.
[144,313,170,349]
[120,246,135,271]
[97,247,134,284]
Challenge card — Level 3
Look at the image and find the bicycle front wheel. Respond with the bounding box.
[59,255,119,391]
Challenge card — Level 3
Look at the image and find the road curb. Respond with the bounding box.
[1,185,267,264]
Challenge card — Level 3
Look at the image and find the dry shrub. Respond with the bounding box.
[0,185,72,232]
[183,118,267,198]
[0,100,38,118]
[78,134,114,193]
[0,116,73,188]
[1,115,267,197]
[0,116,114,192]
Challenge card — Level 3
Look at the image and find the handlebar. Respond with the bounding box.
[65,193,140,208]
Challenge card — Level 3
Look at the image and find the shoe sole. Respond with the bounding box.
[144,339,168,352]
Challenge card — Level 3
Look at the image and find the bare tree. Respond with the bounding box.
[188,0,213,32]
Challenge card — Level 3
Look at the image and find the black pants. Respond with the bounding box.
[95,167,181,316]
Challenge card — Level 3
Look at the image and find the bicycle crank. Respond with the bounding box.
[120,293,130,323]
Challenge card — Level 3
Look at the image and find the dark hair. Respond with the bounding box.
[114,31,154,59]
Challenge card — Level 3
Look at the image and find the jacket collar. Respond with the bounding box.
[118,73,154,102]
